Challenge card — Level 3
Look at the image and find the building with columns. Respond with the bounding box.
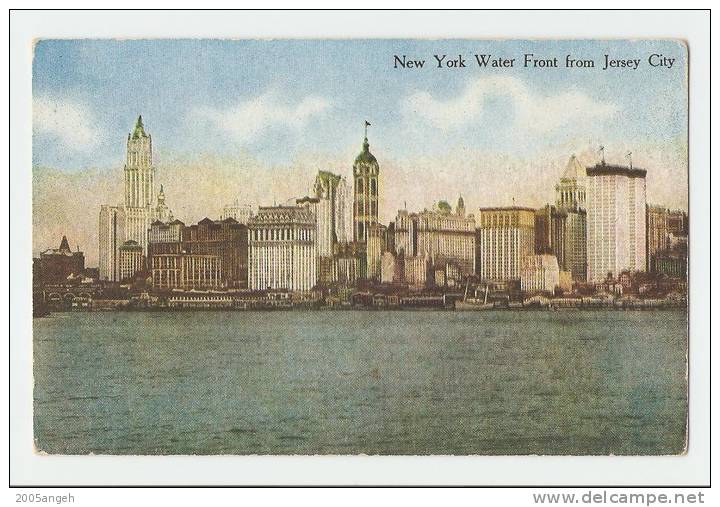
[248,205,317,292]
[586,161,647,282]
[353,125,380,243]
[476,207,535,281]
[118,240,144,281]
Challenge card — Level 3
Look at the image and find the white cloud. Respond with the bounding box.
[33,95,101,150]
[192,92,331,144]
[403,76,617,132]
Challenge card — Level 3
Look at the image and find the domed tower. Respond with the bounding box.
[456,194,465,217]
[154,184,173,223]
[353,121,380,243]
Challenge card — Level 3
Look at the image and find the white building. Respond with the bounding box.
[521,254,560,293]
[248,206,317,292]
[586,162,647,282]
[123,116,155,254]
[98,205,125,281]
[221,200,254,225]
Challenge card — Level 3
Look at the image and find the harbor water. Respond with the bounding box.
[33,310,687,455]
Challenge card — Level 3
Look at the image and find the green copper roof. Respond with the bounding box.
[354,137,377,165]
[131,115,148,139]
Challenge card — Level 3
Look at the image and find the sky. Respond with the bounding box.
[32,39,688,265]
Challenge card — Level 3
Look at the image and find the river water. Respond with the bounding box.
[33,310,687,455]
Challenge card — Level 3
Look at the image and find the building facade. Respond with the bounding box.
[313,171,349,256]
[555,155,588,282]
[183,218,249,288]
[35,236,85,284]
[390,197,476,277]
[248,206,317,292]
[220,200,254,224]
[534,204,567,268]
[647,206,689,274]
[353,133,380,243]
[98,205,125,281]
[586,162,647,282]
[366,223,387,280]
[150,253,223,290]
[124,116,155,253]
[147,217,248,289]
[476,207,536,281]
[521,254,560,294]
[118,240,144,281]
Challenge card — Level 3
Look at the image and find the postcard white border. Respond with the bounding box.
[9,9,710,486]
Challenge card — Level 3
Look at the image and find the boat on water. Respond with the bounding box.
[455,281,495,310]
[455,300,495,311]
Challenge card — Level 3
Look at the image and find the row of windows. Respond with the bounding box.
[355,178,378,194]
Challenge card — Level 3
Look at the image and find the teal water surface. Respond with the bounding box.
[33,310,687,455]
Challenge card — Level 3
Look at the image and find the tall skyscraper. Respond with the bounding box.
[124,116,155,253]
[555,155,588,281]
[586,161,647,282]
[99,116,172,281]
[98,205,125,281]
[313,171,349,256]
[353,124,380,243]
[476,207,535,281]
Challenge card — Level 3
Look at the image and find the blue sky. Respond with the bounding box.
[32,39,688,262]
[33,39,687,170]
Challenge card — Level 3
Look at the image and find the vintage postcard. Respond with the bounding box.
[31,38,688,456]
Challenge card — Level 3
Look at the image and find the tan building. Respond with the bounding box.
[150,253,222,289]
[118,240,144,281]
[248,205,317,292]
[391,197,475,277]
[476,207,535,281]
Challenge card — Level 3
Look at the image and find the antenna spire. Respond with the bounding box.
[599,145,605,164]
[625,151,633,169]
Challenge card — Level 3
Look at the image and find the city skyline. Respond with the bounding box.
[32,39,688,265]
